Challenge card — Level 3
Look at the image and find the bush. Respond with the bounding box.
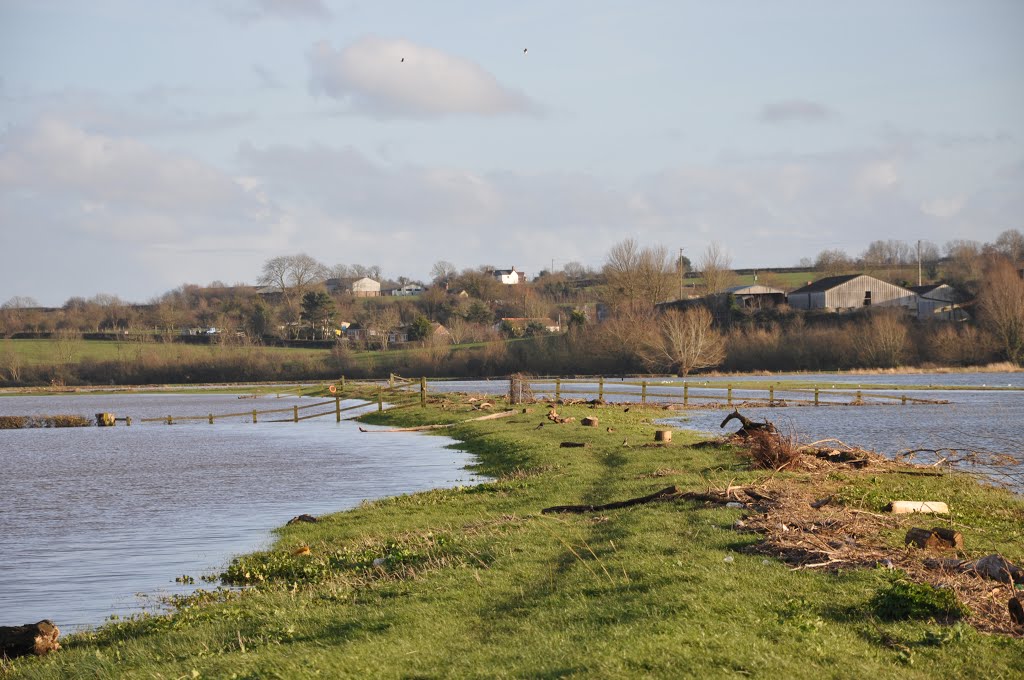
[870,574,969,621]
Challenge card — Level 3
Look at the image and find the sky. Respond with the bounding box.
[1,0,1022,306]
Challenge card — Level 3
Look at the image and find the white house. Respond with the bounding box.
[327,277,381,297]
[389,283,424,296]
[492,267,526,285]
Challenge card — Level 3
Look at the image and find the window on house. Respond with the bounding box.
[863,291,872,306]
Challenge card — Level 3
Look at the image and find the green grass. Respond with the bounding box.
[5,390,1022,678]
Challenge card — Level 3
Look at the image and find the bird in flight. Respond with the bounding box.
[400,57,405,62]
[523,48,528,54]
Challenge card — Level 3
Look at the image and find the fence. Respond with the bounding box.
[521,377,947,408]
[137,375,428,425]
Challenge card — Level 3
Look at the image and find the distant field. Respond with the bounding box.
[1,339,332,366]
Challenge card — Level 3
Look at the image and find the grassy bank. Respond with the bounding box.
[4,388,1023,678]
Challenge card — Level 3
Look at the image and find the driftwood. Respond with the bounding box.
[286,514,318,525]
[720,410,776,437]
[0,620,61,659]
[358,409,516,433]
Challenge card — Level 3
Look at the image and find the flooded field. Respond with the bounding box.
[0,393,480,631]
[431,372,1024,492]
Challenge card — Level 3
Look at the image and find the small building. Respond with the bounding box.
[388,283,425,296]
[723,284,787,309]
[491,267,526,285]
[326,277,381,297]
[910,284,968,321]
[788,274,915,312]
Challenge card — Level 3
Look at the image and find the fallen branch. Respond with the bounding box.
[542,486,681,514]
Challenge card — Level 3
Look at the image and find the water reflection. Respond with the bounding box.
[0,393,480,631]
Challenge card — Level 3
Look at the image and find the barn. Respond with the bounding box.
[787,274,915,312]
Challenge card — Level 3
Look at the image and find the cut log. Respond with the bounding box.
[581,416,599,427]
[887,501,949,515]
[559,442,588,448]
[0,620,61,659]
[654,430,672,442]
[905,527,963,551]
[966,554,1024,584]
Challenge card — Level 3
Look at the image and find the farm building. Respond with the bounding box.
[787,274,915,312]
[723,284,787,308]
[910,284,968,321]
[326,277,381,297]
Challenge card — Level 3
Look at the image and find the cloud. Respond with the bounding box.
[220,0,331,23]
[307,37,537,117]
[759,99,836,124]
[920,196,966,218]
[252,64,283,89]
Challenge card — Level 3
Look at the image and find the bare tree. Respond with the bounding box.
[944,240,984,293]
[814,249,854,277]
[857,310,910,368]
[638,306,725,376]
[366,305,401,351]
[977,259,1024,365]
[993,229,1024,262]
[430,260,457,288]
[603,238,675,307]
[258,254,328,311]
[697,242,736,294]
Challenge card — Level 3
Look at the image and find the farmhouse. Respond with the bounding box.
[787,274,915,312]
[491,267,526,285]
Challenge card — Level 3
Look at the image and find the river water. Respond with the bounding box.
[430,373,1024,493]
[0,393,480,631]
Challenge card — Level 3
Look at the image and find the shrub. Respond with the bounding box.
[870,574,969,621]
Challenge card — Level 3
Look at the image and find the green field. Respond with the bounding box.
[8,386,1022,678]
[0,338,331,366]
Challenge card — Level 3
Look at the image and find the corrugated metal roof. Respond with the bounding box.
[789,274,863,294]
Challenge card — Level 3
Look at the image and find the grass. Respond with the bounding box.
[1,339,331,366]
[5,386,1023,678]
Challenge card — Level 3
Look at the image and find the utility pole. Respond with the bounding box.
[678,247,685,300]
[917,239,922,286]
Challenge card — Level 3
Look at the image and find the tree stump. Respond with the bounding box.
[905,527,963,551]
[0,620,61,658]
[581,417,599,427]
[655,430,672,442]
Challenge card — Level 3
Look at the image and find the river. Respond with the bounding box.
[0,393,481,631]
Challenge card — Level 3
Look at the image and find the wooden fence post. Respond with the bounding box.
[683,384,688,406]
[378,387,383,412]
[340,375,345,392]
[252,409,257,424]
[769,385,774,404]
[167,415,173,426]
[208,413,213,425]
[555,378,561,401]
[727,385,733,406]
[641,380,647,405]
[901,394,907,405]
[420,377,426,408]
[814,387,819,406]
[336,395,341,422]
[599,377,604,401]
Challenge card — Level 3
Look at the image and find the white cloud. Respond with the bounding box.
[0,118,257,223]
[220,0,331,23]
[307,37,537,117]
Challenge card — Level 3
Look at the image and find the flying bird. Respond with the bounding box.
[523,48,528,54]
[400,57,405,62]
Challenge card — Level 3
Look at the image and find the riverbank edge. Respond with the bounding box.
[5,384,1024,678]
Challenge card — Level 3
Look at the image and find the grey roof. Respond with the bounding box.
[789,274,863,294]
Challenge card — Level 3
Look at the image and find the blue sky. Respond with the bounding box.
[1,0,1022,305]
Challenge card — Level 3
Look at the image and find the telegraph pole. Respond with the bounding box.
[917,240,922,286]
[678,247,685,300]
